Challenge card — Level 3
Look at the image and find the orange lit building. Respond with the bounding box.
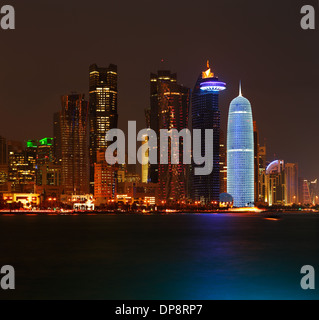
[57,94,89,195]
[94,151,117,204]
[146,70,190,203]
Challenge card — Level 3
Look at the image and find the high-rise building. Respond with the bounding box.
[264,160,286,206]
[257,144,267,203]
[227,85,254,207]
[141,135,149,183]
[192,61,226,204]
[309,179,318,205]
[253,121,260,203]
[53,112,62,164]
[89,63,118,193]
[0,136,8,186]
[146,70,190,203]
[298,177,311,205]
[147,70,177,184]
[285,163,299,205]
[0,136,7,165]
[57,94,89,195]
[219,129,227,194]
[8,142,36,193]
[94,150,117,205]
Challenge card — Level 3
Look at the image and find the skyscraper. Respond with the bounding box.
[253,121,260,203]
[141,135,149,183]
[227,84,254,207]
[94,150,117,204]
[0,136,7,165]
[89,63,118,193]
[8,142,36,193]
[0,136,8,186]
[265,160,286,205]
[285,163,299,205]
[58,94,89,195]
[192,61,226,203]
[146,70,190,202]
[219,129,227,194]
[53,112,62,164]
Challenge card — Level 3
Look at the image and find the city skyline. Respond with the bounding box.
[0,61,317,208]
[0,0,318,181]
[1,59,317,185]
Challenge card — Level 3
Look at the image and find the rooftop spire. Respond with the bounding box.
[202,60,214,79]
[239,81,242,96]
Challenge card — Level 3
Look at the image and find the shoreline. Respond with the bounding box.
[0,209,318,215]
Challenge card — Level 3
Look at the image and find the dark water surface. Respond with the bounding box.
[0,213,318,300]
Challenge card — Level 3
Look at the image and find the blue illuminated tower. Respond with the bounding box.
[192,61,226,203]
[227,84,254,207]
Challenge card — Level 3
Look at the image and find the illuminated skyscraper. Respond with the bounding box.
[192,61,226,203]
[285,163,299,205]
[253,121,260,203]
[94,150,117,204]
[141,135,149,183]
[146,70,190,202]
[58,94,89,195]
[227,84,254,207]
[265,160,286,205]
[89,63,118,193]
[219,129,227,194]
[8,142,36,192]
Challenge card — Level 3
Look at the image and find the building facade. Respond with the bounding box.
[89,63,118,193]
[146,70,190,203]
[192,61,226,203]
[227,86,254,207]
[57,94,89,195]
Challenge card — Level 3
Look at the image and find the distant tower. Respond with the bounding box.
[227,83,254,207]
[192,60,226,203]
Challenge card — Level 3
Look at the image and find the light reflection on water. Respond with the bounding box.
[0,213,318,300]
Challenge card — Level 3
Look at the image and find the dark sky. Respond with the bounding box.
[0,0,318,179]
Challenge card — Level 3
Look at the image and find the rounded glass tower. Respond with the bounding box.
[227,86,254,207]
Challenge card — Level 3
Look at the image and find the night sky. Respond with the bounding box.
[0,0,318,179]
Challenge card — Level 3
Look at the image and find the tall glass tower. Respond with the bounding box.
[192,61,226,203]
[227,84,254,207]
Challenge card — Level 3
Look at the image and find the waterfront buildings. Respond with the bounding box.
[141,135,149,183]
[89,63,118,193]
[192,61,226,204]
[265,160,286,206]
[146,70,190,203]
[94,150,117,205]
[253,121,260,203]
[219,129,227,194]
[56,93,89,195]
[285,163,299,205]
[227,85,254,207]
